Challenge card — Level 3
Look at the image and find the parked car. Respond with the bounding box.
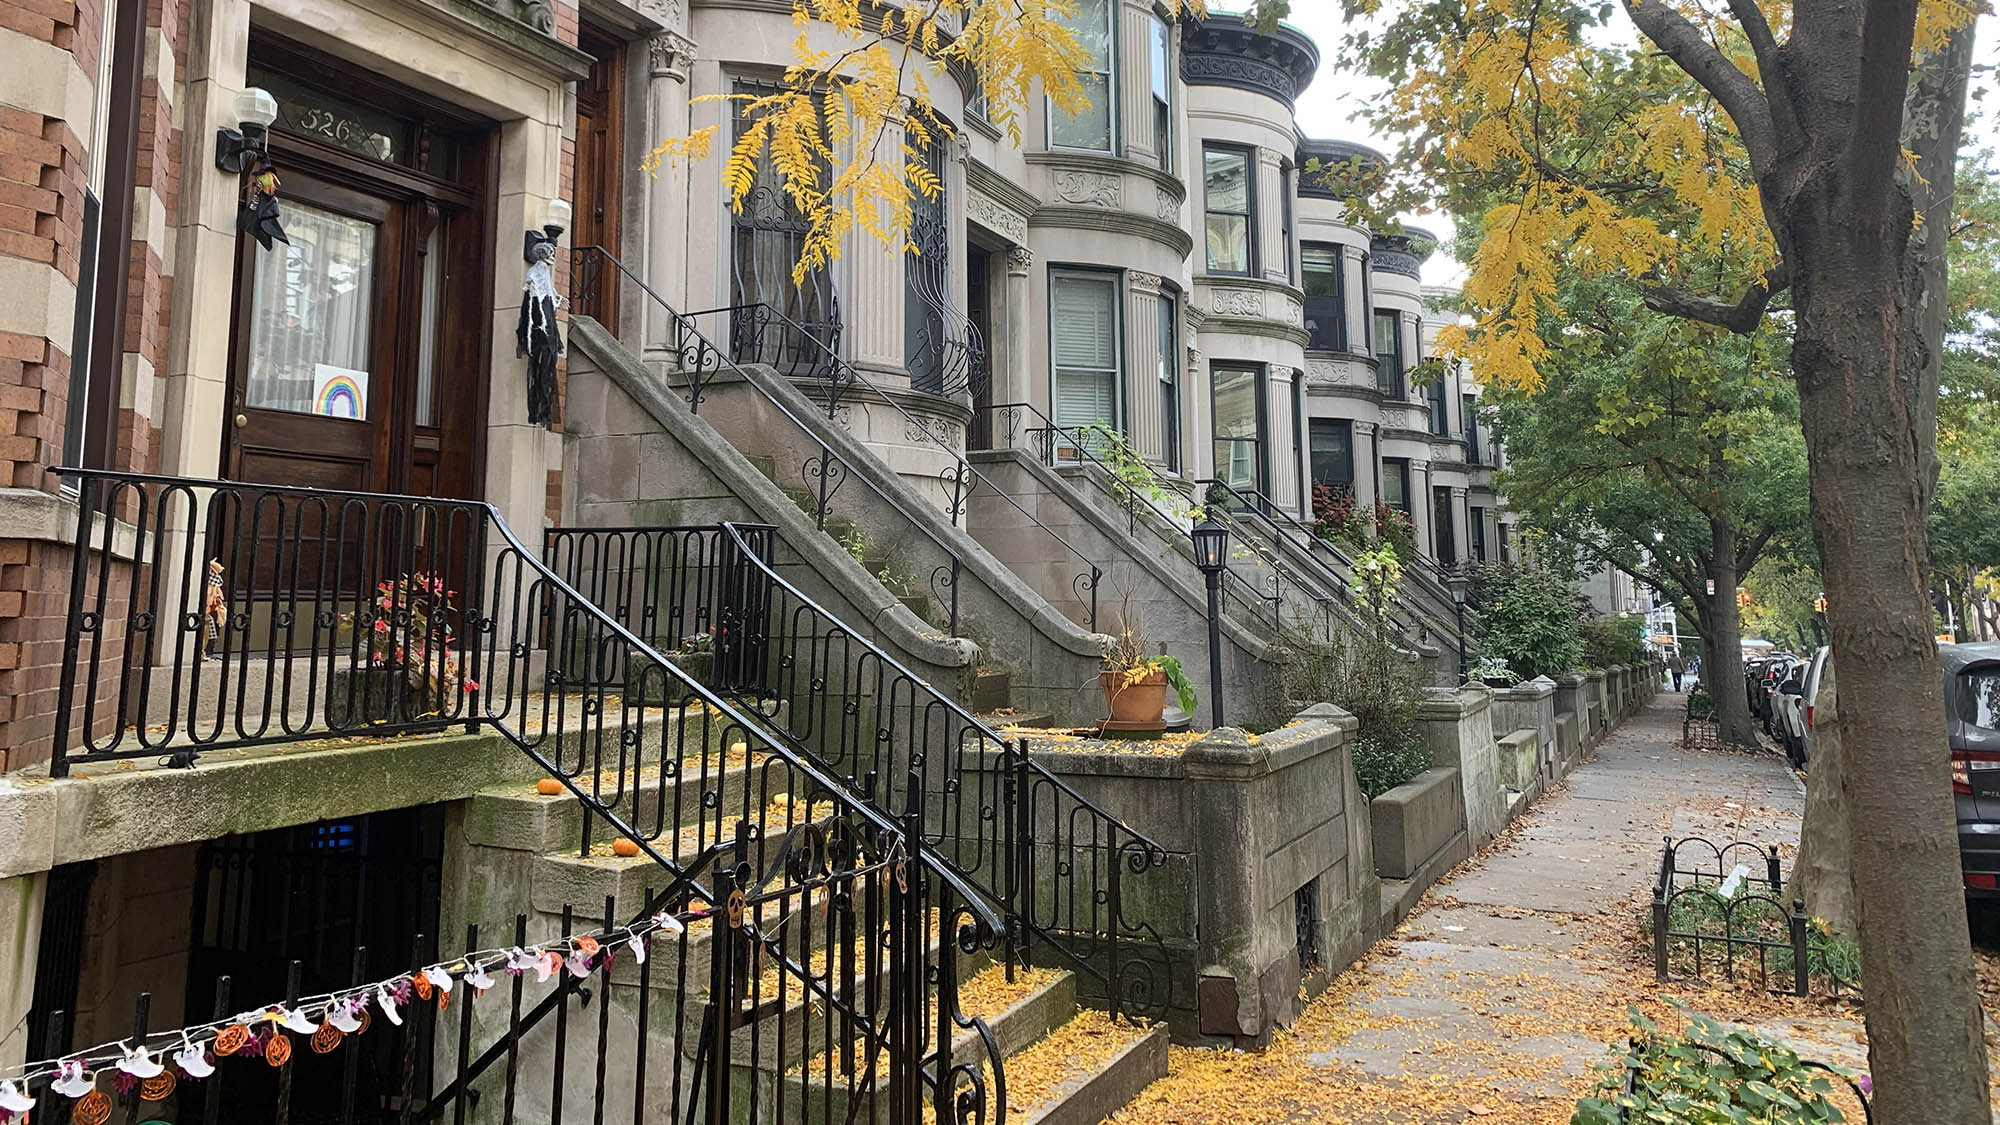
[1773,647,1830,766]
[1750,654,1799,733]
[1945,644,2000,896]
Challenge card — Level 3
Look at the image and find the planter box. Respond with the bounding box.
[1370,767,1465,881]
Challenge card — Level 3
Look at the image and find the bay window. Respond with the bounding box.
[1050,0,1114,151]
[1051,270,1121,430]
[1203,146,1255,276]
[1374,309,1402,397]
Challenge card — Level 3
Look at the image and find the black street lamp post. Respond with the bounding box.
[1191,516,1230,730]
[1447,571,1472,682]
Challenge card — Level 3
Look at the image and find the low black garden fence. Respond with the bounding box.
[1679,687,1727,750]
[1650,836,1859,998]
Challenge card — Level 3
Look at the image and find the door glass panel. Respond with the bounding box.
[244,200,376,420]
[416,225,440,427]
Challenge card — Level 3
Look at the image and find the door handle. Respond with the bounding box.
[234,413,248,428]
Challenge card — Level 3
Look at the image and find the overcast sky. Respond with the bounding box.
[1276,5,2000,289]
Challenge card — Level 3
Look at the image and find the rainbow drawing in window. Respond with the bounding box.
[311,364,369,420]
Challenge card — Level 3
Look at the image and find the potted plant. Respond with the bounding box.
[1469,654,1519,689]
[1100,616,1198,730]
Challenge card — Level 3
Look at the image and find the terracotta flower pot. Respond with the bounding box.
[1100,668,1168,726]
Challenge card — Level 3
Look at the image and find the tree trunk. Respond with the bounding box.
[1794,660,1858,935]
[1708,520,1757,745]
[1784,18,1986,1118]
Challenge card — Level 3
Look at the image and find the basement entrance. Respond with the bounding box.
[181,806,445,1124]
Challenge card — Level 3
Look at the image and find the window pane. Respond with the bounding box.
[245,199,376,419]
[1052,71,1112,150]
[1212,367,1259,439]
[1302,246,1340,295]
[1053,273,1118,428]
[1062,0,1112,67]
[1158,294,1179,470]
[1382,460,1408,509]
[1959,672,2000,731]
[1150,18,1170,100]
[1204,149,1247,212]
[1206,214,1250,274]
[1309,420,1353,492]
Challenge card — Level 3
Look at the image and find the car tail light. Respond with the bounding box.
[1968,873,1998,890]
[1953,750,2000,794]
[1805,704,1814,730]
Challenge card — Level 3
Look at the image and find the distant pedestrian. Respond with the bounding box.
[1668,651,1686,692]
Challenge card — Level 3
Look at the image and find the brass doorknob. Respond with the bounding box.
[234,413,248,428]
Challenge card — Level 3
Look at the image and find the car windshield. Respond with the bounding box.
[1957,669,2000,732]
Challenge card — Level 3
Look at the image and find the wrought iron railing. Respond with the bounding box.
[1649,835,1856,998]
[569,245,1102,633]
[48,468,1005,1124]
[542,520,1176,1022]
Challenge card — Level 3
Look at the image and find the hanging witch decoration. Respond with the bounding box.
[517,225,564,427]
[238,156,289,250]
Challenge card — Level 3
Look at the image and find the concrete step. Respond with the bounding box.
[977,710,1055,731]
[970,669,1012,713]
[1006,1013,1168,1125]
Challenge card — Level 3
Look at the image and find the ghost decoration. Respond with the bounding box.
[0,1080,33,1115]
[174,1035,215,1079]
[325,1000,363,1035]
[115,1044,164,1079]
[51,1060,92,1098]
[517,238,562,428]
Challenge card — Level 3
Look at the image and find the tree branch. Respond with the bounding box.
[1620,0,1778,174]
[1640,259,1792,334]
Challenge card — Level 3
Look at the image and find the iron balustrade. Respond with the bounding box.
[541,520,1175,1022]
[47,467,1006,1125]
[569,246,1083,635]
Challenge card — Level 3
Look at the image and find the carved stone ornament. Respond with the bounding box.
[1306,359,1341,385]
[648,31,696,76]
[1154,184,1181,222]
[1050,170,1121,208]
[636,0,683,28]
[1128,271,1162,295]
[1284,295,1304,326]
[1352,421,1376,434]
[1006,246,1034,272]
[967,190,1029,243]
[516,0,556,34]
[1210,289,1263,317]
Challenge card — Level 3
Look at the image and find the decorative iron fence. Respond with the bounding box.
[1649,835,1856,998]
[543,520,1176,1023]
[47,468,1006,1124]
[569,245,1099,634]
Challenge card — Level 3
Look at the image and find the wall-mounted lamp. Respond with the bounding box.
[215,87,279,173]
[524,198,572,263]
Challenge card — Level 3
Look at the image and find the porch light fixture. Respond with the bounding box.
[1191,516,1229,730]
[215,87,279,173]
[525,198,572,262]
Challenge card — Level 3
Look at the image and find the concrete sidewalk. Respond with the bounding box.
[1111,689,1870,1125]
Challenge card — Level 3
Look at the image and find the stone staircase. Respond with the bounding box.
[455,706,1167,1124]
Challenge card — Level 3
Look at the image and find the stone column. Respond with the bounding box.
[1350,421,1379,510]
[1125,271,1164,459]
[642,31,695,356]
[1451,485,1470,569]
[1186,305,1211,480]
[0,872,43,1068]
[845,121,907,382]
[1265,365,1298,509]
[1342,245,1365,355]
[1410,458,1433,558]
[1257,149,1285,285]
[1002,247,1033,410]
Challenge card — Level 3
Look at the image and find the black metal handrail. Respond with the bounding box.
[975,402,1295,635]
[48,467,1006,1124]
[569,246,1102,635]
[542,520,1175,1022]
[688,291,1104,633]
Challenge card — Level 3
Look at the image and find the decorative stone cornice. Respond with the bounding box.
[969,160,1043,217]
[1180,16,1320,109]
[1128,271,1163,295]
[1026,151,1186,205]
[1028,206,1194,257]
[1296,138,1388,201]
[967,187,1028,243]
[408,0,593,79]
[1371,226,1440,281]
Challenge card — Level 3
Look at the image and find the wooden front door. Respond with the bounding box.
[573,26,624,318]
[223,39,491,503]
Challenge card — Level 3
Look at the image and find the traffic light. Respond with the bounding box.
[1814,594,1827,614]
[1737,587,1752,609]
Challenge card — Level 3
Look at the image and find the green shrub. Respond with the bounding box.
[1471,563,1586,680]
[1580,614,1649,667]
[1686,690,1716,719]
[1573,1007,1863,1125]
[1351,727,1435,800]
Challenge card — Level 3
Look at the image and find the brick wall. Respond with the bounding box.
[0,0,179,773]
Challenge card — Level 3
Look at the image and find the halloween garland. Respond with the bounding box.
[0,909,692,1123]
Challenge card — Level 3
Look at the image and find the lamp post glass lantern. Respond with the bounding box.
[1192,517,1229,729]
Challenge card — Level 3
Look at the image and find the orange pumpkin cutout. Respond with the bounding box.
[310,1023,344,1054]
[72,1091,112,1125]
[265,1033,292,1067]
[611,838,640,857]
[355,1009,373,1036]
[213,1025,250,1056]
[139,1072,176,1101]
[574,935,600,958]
[412,975,432,1001]
[535,778,562,795]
